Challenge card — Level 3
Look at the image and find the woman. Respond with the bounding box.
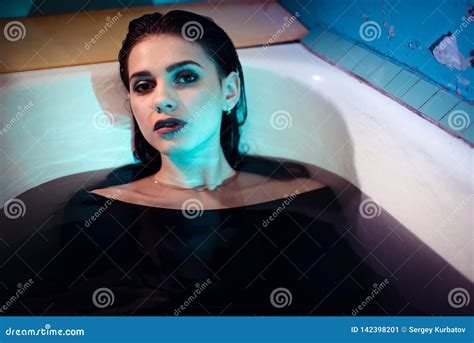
[0,10,420,316]
[90,10,326,207]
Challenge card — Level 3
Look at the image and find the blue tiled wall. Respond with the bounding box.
[281,0,474,145]
[279,0,474,102]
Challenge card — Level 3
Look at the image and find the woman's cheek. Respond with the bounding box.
[189,91,220,119]
[131,103,151,134]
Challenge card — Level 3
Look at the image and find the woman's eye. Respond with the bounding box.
[134,82,154,93]
[175,72,198,84]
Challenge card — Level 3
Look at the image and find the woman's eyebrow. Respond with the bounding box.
[129,71,152,83]
[129,61,203,83]
[165,60,202,73]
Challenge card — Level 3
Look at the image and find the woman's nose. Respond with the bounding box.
[153,83,177,114]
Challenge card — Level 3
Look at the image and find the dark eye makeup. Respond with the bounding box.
[133,80,155,93]
[131,68,200,94]
[175,70,199,85]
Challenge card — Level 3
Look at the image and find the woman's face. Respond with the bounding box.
[127,34,236,158]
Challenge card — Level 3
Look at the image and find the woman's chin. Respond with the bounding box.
[153,140,191,156]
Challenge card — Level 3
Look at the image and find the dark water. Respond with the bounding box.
[0,157,436,316]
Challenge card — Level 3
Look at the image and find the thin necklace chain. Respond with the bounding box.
[151,171,238,192]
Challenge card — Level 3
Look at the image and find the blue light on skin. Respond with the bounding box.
[127,34,241,190]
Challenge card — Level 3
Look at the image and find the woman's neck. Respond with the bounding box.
[152,147,236,191]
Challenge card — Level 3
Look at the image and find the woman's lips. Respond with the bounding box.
[153,118,187,135]
[154,123,185,134]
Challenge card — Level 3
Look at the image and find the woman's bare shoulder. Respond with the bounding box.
[237,156,327,197]
[88,178,172,208]
[88,175,152,200]
[88,184,132,200]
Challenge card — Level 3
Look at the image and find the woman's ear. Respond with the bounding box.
[221,71,240,111]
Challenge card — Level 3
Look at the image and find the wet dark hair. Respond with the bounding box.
[118,10,247,172]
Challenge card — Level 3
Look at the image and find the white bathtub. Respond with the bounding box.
[0,42,472,314]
